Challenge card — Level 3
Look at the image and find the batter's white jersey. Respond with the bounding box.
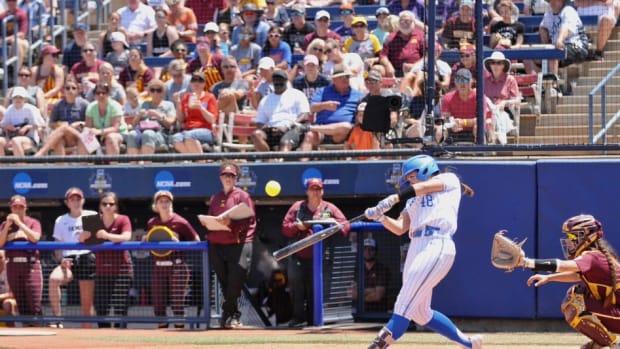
[53,210,98,257]
[405,172,461,238]
[394,172,462,324]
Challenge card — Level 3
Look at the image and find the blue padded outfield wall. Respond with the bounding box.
[0,159,619,319]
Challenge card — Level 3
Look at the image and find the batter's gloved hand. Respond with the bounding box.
[364,207,384,221]
[365,194,399,221]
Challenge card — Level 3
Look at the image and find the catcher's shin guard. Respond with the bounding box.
[562,285,617,347]
[368,327,394,349]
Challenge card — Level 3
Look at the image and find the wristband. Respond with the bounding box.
[524,258,559,272]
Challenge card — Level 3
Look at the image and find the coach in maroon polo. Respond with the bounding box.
[0,195,43,323]
[204,161,256,329]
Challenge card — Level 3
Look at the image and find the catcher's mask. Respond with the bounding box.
[560,214,603,259]
[401,155,439,182]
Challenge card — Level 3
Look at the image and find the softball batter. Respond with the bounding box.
[364,155,481,349]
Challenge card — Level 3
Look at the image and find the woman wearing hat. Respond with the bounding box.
[0,195,44,324]
[0,86,46,157]
[32,44,65,108]
[483,51,519,142]
[203,161,256,329]
[48,187,97,328]
[147,190,200,329]
[343,17,381,65]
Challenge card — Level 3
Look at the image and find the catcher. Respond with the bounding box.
[492,214,620,349]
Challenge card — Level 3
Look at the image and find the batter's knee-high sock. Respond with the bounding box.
[424,310,471,347]
[385,313,411,340]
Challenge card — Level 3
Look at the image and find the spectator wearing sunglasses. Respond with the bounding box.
[282,4,315,54]
[333,4,355,42]
[231,4,270,47]
[34,77,90,156]
[230,26,262,77]
[449,43,488,89]
[164,60,191,102]
[262,26,291,70]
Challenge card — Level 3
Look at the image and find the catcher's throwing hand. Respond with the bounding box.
[491,230,527,272]
[527,274,551,287]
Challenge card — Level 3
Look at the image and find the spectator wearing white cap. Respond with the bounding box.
[0,86,46,157]
[203,22,227,55]
[251,56,277,109]
[116,0,157,45]
[165,0,198,43]
[146,8,180,57]
[105,32,131,76]
[282,5,315,54]
[302,10,342,51]
[292,55,330,102]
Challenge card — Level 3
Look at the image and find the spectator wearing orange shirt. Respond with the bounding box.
[166,0,198,43]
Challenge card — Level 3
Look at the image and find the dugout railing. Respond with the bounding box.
[0,241,210,329]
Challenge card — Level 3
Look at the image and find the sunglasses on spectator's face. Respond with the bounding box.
[291,12,303,17]
[455,77,471,83]
[353,24,366,28]
[312,47,324,53]
[95,91,108,95]
[82,48,95,53]
[242,11,256,16]
[101,202,116,207]
[269,33,281,38]
[340,10,353,15]
[18,73,31,77]
[317,17,329,22]
[191,78,205,83]
[489,61,504,65]
[150,88,163,93]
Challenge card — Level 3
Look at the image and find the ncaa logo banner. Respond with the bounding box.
[154,170,192,194]
[13,172,49,195]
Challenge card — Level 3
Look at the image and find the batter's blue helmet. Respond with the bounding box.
[401,155,439,181]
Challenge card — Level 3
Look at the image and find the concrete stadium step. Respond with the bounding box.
[557,95,603,105]
[577,75,620,86]
[536,113,602,126]
[582,60,620,74]
[583,67,620,79]
[534,125,620,136]
[555,103,620,114]
[572,84,620,95]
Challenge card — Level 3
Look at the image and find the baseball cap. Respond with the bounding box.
[303,55,319,66]
[258,57,275,70]
[74,23,89,32]
[352,16,367,26]
[364,238,377,248]
[204,22,219,33]
[272,69,288,80]
[11,86,29,98]
[9,195,27,207]
[41,44,61,56]
[109,31,129,48]
[331,63,351,78]
[315,10,330,20]
[375,7,390,16]
[455,68,473,80]
[460,0,474,8]
[305,178,324,189]
[153,190,174,202]
[191,71,206,81]
[291,4,305,13]
[220,164,238,176]
[366,70,382,82]
[65,187,84,200]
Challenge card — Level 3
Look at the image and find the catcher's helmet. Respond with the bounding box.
[401,155,439,181]
[560,214,603,259]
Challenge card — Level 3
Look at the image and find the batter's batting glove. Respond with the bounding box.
[364,207,385,221]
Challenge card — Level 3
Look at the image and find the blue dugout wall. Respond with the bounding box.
[1,159,619,319]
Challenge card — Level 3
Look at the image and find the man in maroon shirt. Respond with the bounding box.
[281,178,350,328]
[303,10,342,51]
[379,10,424,78]
[0,0,29,70]
[203,161,256,329]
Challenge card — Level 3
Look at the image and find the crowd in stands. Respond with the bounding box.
[0,0,618,158]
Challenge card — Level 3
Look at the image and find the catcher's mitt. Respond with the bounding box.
[491,230,527,272]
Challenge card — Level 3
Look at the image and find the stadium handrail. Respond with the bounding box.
[590,62,620,144]
[2,15,19,93]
